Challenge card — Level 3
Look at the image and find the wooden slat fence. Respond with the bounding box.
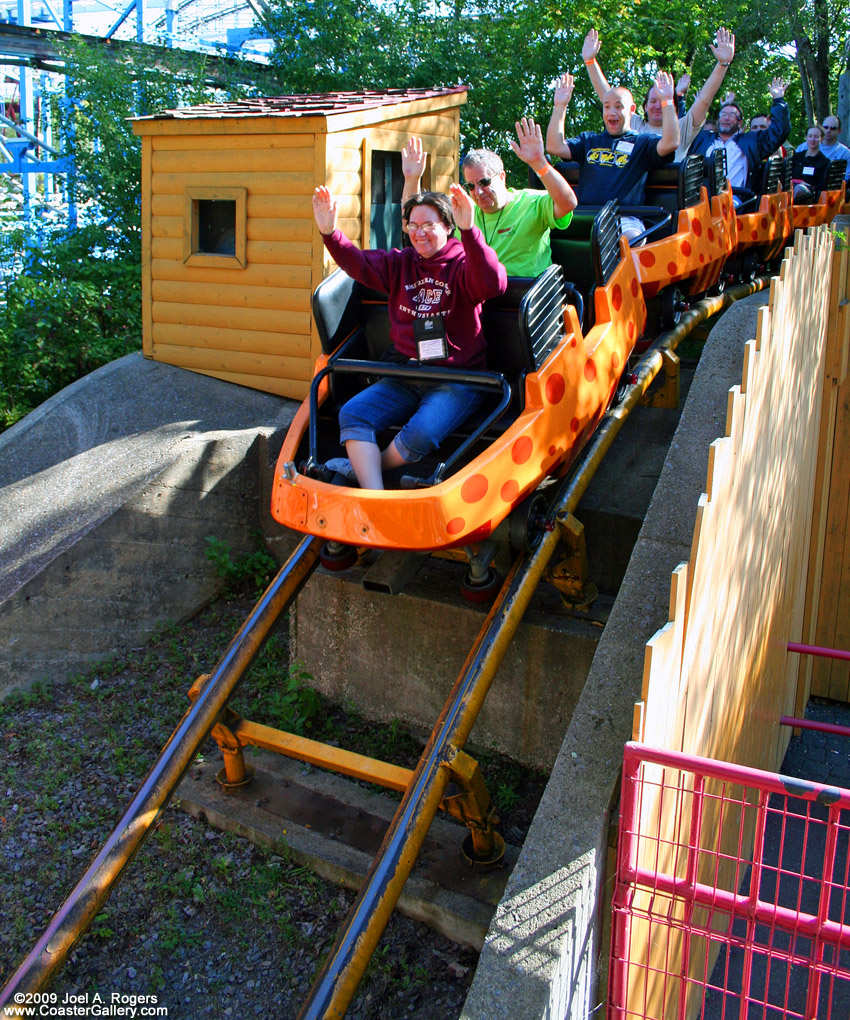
[624,225,848,1020]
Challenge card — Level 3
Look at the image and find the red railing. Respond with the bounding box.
[609,742,850,1020]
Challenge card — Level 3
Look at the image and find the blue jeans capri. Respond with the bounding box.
[338,376,485,462]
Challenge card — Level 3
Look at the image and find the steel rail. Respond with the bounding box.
[0,534,323,1015]
[297,277,770,1018]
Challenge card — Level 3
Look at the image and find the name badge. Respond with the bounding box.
[802,166,815,176]
[616,140,635,155]
[413,316,448,362]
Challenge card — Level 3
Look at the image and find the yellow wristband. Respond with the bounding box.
[535,163,551,177]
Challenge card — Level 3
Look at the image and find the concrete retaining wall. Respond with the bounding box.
[0,354,296,696]
[294,564,601,770]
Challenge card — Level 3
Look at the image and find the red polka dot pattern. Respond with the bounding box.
[612,285,623,311]
[461,474,488,503]
[639,251,656,267]
[631,278,640,297]
[584,359,597,382]
[570,417,580,433]
[545,373,566,404]
[611,352,620,370]
[447,517,465,535]
[500,479,519,502]
[667,261,678,276]
[693,219,702,236]
[681,240,691,257]
[511,436,533,464]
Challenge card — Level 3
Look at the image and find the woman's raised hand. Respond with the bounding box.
[449,183,475,231]
[312,186,338,235]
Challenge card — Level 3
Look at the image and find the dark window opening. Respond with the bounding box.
[370,150,405,251]
[198,199,236,255]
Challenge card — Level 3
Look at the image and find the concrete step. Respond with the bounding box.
[176,750,520,951]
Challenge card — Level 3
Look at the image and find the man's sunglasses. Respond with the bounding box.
[464,176,496,192]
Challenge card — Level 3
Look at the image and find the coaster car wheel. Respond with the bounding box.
[660,286,687,329]
[509,492,548,556]
[739,251,758,283]
[320,541,358,571]
[461,567,500,603]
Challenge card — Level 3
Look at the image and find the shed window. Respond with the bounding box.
[183,186,247,268]
[198,200,236,255]
[370,150,405,251]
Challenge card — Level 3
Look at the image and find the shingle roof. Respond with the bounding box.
[140,87,468,120]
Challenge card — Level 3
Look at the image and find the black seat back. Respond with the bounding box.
[313,269,361,356]
[528,161,580,188]
[643,155,703,222]
[678,154,706,207]
[782,155,793,192]
[750,154,785,197]
[519,264,572,368]
[482,277,536,384]
[550,200,621,330]
[827,159,848,190]
[705,148,728,197]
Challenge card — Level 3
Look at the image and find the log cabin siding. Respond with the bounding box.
[133,91,465,398]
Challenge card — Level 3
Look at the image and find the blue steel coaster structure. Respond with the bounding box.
[0,0,272,236]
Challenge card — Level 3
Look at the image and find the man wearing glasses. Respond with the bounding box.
[401,119,577,278]
[795,116,850,181]
[688,80,790,195]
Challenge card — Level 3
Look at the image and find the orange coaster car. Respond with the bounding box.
[791,159,847,231]
[544,156,735,338]
[271,202,644,559]
[731,155,793,275]
[633,154,737,330]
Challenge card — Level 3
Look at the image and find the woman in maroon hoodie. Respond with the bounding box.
[312,183,507,489]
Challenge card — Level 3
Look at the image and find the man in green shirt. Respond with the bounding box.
[401,118,576,277]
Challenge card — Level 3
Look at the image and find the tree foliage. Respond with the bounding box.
[261,0,845,158]
[0,41,255,429]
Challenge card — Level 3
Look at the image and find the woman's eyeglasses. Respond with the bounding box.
[407,221,444,235]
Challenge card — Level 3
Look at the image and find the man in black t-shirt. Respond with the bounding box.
[546,70,679,242]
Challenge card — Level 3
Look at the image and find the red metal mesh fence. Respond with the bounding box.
[609,743,850,1020]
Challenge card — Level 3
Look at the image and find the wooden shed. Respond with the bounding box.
[132,88,468,400]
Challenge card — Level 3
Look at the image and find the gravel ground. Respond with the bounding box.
[0,586,545,1019]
